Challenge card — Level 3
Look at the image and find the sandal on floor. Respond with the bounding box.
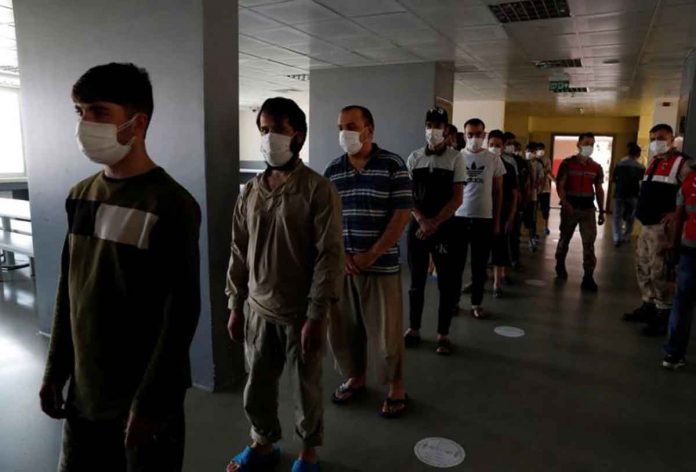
[471,307,488,319]
[331,382,366,404]
[436,338,453,356]
[379,394,409,419]
[228,446,280,471]
[404,330,421,348]
[291,459,321,472]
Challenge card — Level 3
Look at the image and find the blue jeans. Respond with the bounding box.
[664,254,696,358]
[612,197,638,243]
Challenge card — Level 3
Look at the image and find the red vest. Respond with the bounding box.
[681,171,696,249]
[564,156,602,198]
[644,153,685,186]
[637,151,687,225]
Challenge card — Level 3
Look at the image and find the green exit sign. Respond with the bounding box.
[549,80,570,92]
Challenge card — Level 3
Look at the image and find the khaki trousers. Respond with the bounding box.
[329,273,404,385]
[636,223,674,309]
[243,310,325,448]
[555,208,597,275]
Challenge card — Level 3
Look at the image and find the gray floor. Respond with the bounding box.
[2,213,696,472]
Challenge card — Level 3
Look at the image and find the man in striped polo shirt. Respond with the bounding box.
[325,105,412,418]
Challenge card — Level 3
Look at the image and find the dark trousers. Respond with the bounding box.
[510,209,523,264]
[408,219,461,335]
[453,217,493,307]
[539,192,551,221]
[665,254,696,358]
[524,201,538,238]
[58,406,185,472]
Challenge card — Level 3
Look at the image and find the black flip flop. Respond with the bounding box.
[379,394,409,419]
[331,383,366,405]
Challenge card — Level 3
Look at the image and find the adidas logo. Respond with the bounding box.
[466,162,486,178]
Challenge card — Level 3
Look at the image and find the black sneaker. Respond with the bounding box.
[642,309,670,337]
[556,264,568,280]
[581,276,598,292]
[662,354,686,370]
[493,287,503,298]
[404,330,421,348]
[623,302,655,323]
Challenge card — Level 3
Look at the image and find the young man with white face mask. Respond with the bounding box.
[554,132,606,292]
[625,123,692,336]
[403,108,465,355]
[39,63,201,471]
[453,118,505,319]
[225,97,343,472]
[324,105,412,418]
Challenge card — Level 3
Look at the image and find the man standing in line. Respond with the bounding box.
[489,130,519,298]
[536,142,553,236]
[226,97,343,472]
[325,105,411,418]
[523,142,541,252]
[624,124,691,336]
[506,135,529,270]
[39,63,201,471]
[454,118,505,319]
[403,108,465,355]
[611,143,645,247]
[555,132,606,292]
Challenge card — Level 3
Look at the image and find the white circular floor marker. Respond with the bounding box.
[494,326,526,338]
[414,437,466,468]
[525,279,546,287]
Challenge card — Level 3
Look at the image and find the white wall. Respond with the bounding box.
[453,99,506,131]
[652,97,679,131]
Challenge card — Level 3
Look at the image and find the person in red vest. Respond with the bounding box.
[554,132,606,291]
[624,124,692,336]
[662,166,696,369]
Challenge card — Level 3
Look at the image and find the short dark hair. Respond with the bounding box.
[578,132,595,142]
[73,63,154,125]
[342,105,375,129]
[537,142,546,149]
[426,107,449,126]
[628,142,642,156]
[256,97,307,133]
[488,129,505,142]
[503,131,516,142]
[526,141,537,151]
[650,123,674,135]
[463,118,485,130]
[447,124,458,135]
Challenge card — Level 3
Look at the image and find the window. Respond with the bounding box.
[0,86,24,177]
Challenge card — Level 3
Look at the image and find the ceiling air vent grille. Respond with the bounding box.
[535,58,582,69]
[552,86,589,94]
[489,0,571,23]
[286,74,309,82]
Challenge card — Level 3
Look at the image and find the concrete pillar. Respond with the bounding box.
[13,0,242,391]
[308,62,454,173]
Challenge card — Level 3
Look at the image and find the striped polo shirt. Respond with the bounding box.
[324,144,412,274]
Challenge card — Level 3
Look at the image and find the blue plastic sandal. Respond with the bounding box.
[227,446,281,471]
[291,459,320,472]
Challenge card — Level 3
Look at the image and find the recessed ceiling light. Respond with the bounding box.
[602,59,620,65]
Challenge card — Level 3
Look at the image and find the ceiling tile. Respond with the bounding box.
[293,18,371,38]
[239,0,288,6]
[314,0,405,17]
[247,26,315,46]
[238,8,286,33]
[357,12,429,33]
[250,0,340,25]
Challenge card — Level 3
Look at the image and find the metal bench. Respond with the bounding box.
[0,197,34,274]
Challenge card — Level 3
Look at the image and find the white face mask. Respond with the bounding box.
[525,151,534,160]
[465,137,484,153]
[425,128,445,148]
[340,130,363,155]
[504,145,515,155]
[537,150,545,157]
[579,145,594,157]
[76,116,137,166]
[261,132,295,167]
[649,139,669,156]
[489,146,502,156]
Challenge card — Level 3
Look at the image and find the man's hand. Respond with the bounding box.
[345,255,361,275]
[662,211,679,234]
[505,218,515,234]
[301,318,324,361]
[418,218,439,239]
[561,200,574,217]
[227,309,245,344]
[353,250,379,272]
[598,211,606,226]
[493,221,501,236]
[39,381,66,419]
[125,411,159,448]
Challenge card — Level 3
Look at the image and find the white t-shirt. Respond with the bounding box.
[455,149,506,219]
